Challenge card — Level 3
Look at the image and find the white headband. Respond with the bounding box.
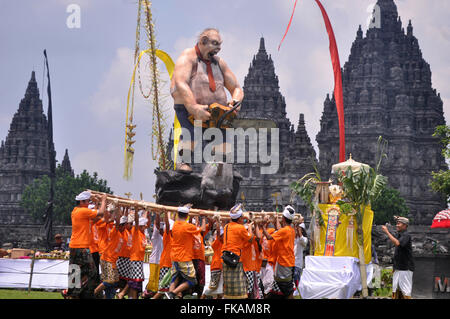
[138,217,148,226]
[119,216,127,224]
[283,205,295,220]
[178,206,190,214]
[230,204,243,219]
[75,191,91,201]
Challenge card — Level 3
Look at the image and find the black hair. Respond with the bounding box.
[177,211,189,219]
[300,226,307,237]
[283,216,293,225]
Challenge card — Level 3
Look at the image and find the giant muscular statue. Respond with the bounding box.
[171,28,244,170]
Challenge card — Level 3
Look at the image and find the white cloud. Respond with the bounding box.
[90,47,135,122]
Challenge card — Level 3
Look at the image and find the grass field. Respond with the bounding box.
[0,289,63,299]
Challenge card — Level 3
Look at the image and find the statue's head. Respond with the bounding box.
[197,28,222,60]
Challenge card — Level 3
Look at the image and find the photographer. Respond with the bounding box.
[381,216,415,299]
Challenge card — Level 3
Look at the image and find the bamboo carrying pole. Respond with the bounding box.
[87,189,304,223]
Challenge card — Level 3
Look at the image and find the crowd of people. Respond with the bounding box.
[64,191,308,299]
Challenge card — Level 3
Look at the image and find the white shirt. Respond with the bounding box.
[149,224,163,264]
[294,235,308,269]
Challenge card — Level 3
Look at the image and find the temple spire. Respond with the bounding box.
[407,19,413,36]
[61,149,74,177]
[259,37,266,52]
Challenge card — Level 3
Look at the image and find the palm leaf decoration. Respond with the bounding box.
[336,136,388,298]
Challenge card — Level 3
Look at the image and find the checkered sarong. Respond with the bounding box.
[117,257,130,280]
[245,271,264,299]
[158,267,171,292]
[223,262,247,299]
[128,260,144,281]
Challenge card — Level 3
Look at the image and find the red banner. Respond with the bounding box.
[278,0,346,162]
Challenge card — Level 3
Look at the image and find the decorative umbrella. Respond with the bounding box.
[431,209,450,229]
[331,154,370,174]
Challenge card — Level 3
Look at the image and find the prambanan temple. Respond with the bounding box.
[0,0,447,234]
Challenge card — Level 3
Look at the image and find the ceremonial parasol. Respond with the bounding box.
[431,209,450,229]
[331,154,370,174]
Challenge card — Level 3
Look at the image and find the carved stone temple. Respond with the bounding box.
[234,37,318,214]
[316,0,447,225]
[0,72,73,227]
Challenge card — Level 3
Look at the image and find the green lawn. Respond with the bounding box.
[0,289,63,299]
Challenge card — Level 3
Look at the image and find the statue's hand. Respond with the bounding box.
[192,104,211,121]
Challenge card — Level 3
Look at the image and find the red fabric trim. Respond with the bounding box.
[315,0,346,162]
[278,0,298,51]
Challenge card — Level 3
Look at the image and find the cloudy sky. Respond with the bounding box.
[0,0,449,201]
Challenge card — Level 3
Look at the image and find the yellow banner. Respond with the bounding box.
[155,49,180,170]
[314,204,373,264]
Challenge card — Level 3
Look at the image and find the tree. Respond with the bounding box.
[430,125,450,204]
[371,186,409,225]
[21,165,112,224]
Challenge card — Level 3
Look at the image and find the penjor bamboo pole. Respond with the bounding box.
[87,190,304,223]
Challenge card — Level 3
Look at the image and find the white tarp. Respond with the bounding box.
[299,256,373,299]
[0,258,151,290]
[0,259,215,292]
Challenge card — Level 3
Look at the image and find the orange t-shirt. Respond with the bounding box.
[170,220,201,262]
[193,224,209,261]
[241,233,263,272]
[89,219,100,253]
[254,231,264,271]
[271,225,295,267]
[96,221,111,255]
[159,231,172,268]
[221,222,252,257]
[119,228,133,258]
[69,206,97,249]
[101,227,125,267]
[265,227,276,266]
[210,235,223,271]
[240,241,254,272]
[130,226,147,261]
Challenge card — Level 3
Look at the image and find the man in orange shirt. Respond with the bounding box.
[262,205,296,299]
[168,205,206,299]
[221,204,255,299]
[260,217,276,297]
[128,210,150,299]
[201,217,224,299]
[66,191,106,299]
[191,215,213,298]
[88,203,101,287]
[95,206,125,299]
[241,220,264,299]
[116,208,133,299]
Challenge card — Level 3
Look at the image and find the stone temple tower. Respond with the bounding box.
[235,37,317,214]
[316,0,447,224]
[0,71,52,224]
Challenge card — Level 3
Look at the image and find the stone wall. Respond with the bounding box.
[372,225,450,264]
[0,224,71,250]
